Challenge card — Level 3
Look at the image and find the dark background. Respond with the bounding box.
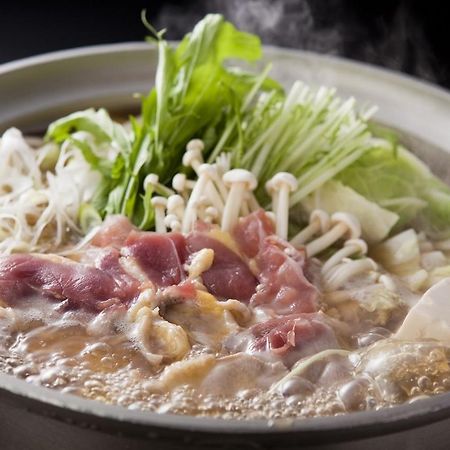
[1,0,450,88]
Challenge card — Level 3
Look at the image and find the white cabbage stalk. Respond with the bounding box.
[302,180,399,244]
[0,128,101,254]
[370,229,431,292]
[372,229,421,274]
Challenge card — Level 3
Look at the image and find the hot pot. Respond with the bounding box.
[1,43,450,450]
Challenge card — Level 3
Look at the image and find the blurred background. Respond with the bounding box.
[1,0,449,88]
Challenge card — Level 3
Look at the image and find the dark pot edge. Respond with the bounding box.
[2,370,450,444]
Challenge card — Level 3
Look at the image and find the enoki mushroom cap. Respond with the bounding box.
[310,209,330,234]
[265,172,298,193]
[183,143,204,168]
[150,196,168,208]
[164,214,180,227]
[172,173,189,192]
[344,238,368,255]
[223,169,257,190]
[331,212,361,239]
[167,194,185,212]
[205,206,219,219]
[143,173,159,190]
[186,139,205,153]
[197,163,218,178]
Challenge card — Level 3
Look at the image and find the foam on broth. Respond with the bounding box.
[2,289,450,420]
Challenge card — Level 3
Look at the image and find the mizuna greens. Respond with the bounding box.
[46,13,450,240]
[48,14,279,230]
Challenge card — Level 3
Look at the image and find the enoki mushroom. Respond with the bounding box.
[290,209,380,291]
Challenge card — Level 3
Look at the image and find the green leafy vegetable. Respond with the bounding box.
[138,13,275,184]
[47,14,277,228]
[301,180,399,243]
[219,81,379,207]
[337,145,450,238]
[47,108,130,176]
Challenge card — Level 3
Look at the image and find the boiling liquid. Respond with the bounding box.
[2,296,450,420]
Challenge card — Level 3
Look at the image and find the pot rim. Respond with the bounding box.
[2,370,450,438]
[1,41,449,101]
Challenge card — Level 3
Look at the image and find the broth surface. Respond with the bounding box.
[1,264,450,420]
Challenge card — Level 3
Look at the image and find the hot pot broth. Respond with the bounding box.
[2,14,450,421]
[1,207,450,419]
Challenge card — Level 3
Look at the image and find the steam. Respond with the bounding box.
[156,0,342,54]
[344,2,438,84]
[155,0,440,85]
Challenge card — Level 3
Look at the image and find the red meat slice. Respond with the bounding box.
[122,231,187,287]
[186,232,257,302]
[249,313,338,367]
[0,254,139,310]
[250,236,318,314]
[91,215,135,248]
[233,209,275,259]
[234,211,318,314]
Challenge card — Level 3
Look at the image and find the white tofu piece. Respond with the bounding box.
[395,277,450,341]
